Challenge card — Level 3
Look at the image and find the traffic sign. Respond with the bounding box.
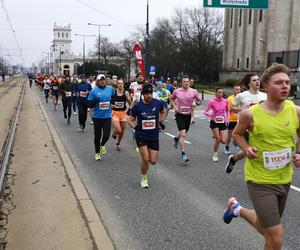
[149,66,156,75]
[203,0,268,9]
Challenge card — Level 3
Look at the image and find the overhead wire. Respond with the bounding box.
[0,0,25,64]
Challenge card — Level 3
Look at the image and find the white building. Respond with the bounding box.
[53,23,92,76]
[220,0,300,82]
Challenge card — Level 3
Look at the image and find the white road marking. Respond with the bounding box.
[164,132,192,144]
[291,185,300,192]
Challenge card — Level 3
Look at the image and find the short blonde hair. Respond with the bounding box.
[261,63,290,84]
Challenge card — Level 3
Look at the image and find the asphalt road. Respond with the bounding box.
[35,88,300,250]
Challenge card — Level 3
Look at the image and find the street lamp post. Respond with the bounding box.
[87,23,112,73]
[75,34,95,75]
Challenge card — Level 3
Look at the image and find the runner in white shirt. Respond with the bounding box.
[225,73,267,173]
[43,75,51,103]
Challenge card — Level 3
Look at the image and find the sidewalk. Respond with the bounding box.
[4,86,94,249]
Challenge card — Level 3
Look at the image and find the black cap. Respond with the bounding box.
[141,83,153,95]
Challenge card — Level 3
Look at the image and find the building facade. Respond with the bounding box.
[221,0,300,82]
[52,23,91,76]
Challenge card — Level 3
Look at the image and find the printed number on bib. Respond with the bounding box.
[142,119,156,130]
[180,106,190,114]
[215,116,225,123]
[263,148,291,170]
[65,91,72,97]
[115,102,124,109]
[80,91,87,97]
[99,102,110,110]
[53,86,58,90]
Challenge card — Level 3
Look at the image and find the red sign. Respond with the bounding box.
[133,43,146,78]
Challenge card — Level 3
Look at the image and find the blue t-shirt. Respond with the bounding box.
[131,99,164,140]
[76,82,92,102]
[88,85,115,118]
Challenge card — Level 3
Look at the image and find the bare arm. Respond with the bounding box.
[159,108,167,122]
[293,106,300,167]
[232,109,258,159]
[125,91,132,106]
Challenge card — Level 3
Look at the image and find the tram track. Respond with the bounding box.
[0,79,26,196]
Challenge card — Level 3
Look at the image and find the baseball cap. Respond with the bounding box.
[141,83,153,94]
[96,74,106,80]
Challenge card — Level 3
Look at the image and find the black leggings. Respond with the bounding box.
[62,98,72,120]
[44,89,50,102]
[78,102,88,128]
[93,117,111,153]
[72,96,77,112]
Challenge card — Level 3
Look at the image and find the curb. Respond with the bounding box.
[33,88,114,250]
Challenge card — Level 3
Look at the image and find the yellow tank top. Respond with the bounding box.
[228,95,238,122]
[245,100,299,184]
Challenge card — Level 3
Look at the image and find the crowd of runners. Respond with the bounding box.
[31,63,300,250]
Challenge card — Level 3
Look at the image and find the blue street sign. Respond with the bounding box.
[149,66,156,75]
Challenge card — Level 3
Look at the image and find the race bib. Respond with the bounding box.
[115,102,124,109]
[215,116,225,123]
[80,91,88,97]
[263,148,291,170]
[53,86,58,90]
[65,91,72,97]
[142,119,156,130]
[180,106,190,114]
[99,102,110,110]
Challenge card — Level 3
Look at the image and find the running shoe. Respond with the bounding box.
[112,132,117,140]
[159,121,165,130]
[191,118,195,124]
[95,153,101,161]
[141,175,149,188]
[116,144,121,151]
[73,112,77,115]
[223,197,240,224]
[212,153,218,162]
[225,155,236,174]
[173,137,179,149]
[136,146,139,153]
[64,113,67,119]
[100,146,107,155]
[90,121,94,125]
[224,147,230,155]
[181,154,190,163]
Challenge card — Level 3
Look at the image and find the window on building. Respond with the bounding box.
[246,58,250,68]
[248,9,252,24]
[239,9,242,26]
[62,32,64,38]
[237,58,240,69]
[259,10,263,22]
[66,33,68,38]
[58,32,60,38]
[230,9,233,28]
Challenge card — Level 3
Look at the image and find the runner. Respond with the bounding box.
[71,77,78,115]
[76,75,92,132]
[128,83,166,188]
[129,72,144,109]
[224,84,241,154]
[225,73,267,173]
[43,75,51,103]
[59,75,73,124]
[189,79,196,124]
[51,75,60,110]
[111,79,131,151]
[204,88,229,162]
[169,75,202,162]
[223,63,300,250]
[87,75,96,125]
[87,74,115,161]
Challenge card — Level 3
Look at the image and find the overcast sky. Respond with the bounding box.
[0,0,215,67]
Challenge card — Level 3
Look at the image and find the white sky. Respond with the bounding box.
[0,0,208,67]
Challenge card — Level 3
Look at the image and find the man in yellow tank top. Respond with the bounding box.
[223,63,300,250]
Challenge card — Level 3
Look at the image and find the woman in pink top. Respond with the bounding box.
[204,88,229,162]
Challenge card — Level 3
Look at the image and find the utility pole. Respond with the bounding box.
[88,23,112,73]
[145,0,150,79]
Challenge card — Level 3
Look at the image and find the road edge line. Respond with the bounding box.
[33,88,114,250]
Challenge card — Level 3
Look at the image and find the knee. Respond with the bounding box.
[149,159,157,165]
[115,128,122,134]
[267,234,283,248]
[221,138,227,144]
[215,136,221,143]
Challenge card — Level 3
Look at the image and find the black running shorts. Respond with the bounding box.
[136,137,159,151]
[228,121,237,130]
[175,112,191,132]
[209,120,227,131]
